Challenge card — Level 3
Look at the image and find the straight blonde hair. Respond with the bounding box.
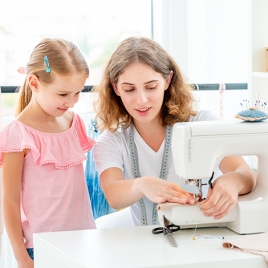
[16,38,89,116]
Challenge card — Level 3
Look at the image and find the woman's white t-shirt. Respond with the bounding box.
[93,110,220,226]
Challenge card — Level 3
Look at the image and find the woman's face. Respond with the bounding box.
[114,62,172,126]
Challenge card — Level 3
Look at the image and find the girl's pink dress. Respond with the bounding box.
[0,113,96,248]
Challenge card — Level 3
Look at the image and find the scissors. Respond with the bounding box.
[152,215,180,247]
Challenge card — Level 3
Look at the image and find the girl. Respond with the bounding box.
[0,38,96,267]
[93,36,256,226]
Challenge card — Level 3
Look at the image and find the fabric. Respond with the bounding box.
[157,202,184,211]
[93,110,220,226]
[85,119,116,219]
[0,113,96,248]
[222,232,268,264]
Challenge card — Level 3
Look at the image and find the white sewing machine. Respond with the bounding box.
[158,119,268,234]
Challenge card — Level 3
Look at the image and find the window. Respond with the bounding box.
[1,0,251,119]
[187,0,249,119]
[152,0,249,119]
[0,0,152,116]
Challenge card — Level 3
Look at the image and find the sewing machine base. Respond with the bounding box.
[158,203,236,229]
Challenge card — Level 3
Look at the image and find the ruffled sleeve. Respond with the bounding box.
[0,114,95,169]
[0,121,36,166]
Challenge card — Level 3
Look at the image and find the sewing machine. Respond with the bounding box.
[158,119,268,234]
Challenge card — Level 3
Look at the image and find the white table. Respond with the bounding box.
[34,226,267,268]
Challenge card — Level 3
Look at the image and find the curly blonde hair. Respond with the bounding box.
[94,36,196,132]
[16,38,89,116]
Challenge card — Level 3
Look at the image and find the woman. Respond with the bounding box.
[93,36,256,226]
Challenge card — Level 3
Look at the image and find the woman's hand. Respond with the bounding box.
[199,173,238,220]
[199,156,256,220]
[136,176,197,205]
[100,168,198,209]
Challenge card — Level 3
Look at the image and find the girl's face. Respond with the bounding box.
[30,73,87,117]
[114,62,172,126]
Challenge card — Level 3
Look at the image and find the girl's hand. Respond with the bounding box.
[199,173,239,220]
[136,176,197,205]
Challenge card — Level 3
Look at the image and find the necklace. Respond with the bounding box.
[129,124,172,225]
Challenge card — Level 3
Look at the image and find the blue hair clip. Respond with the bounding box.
[44,55,51,73]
